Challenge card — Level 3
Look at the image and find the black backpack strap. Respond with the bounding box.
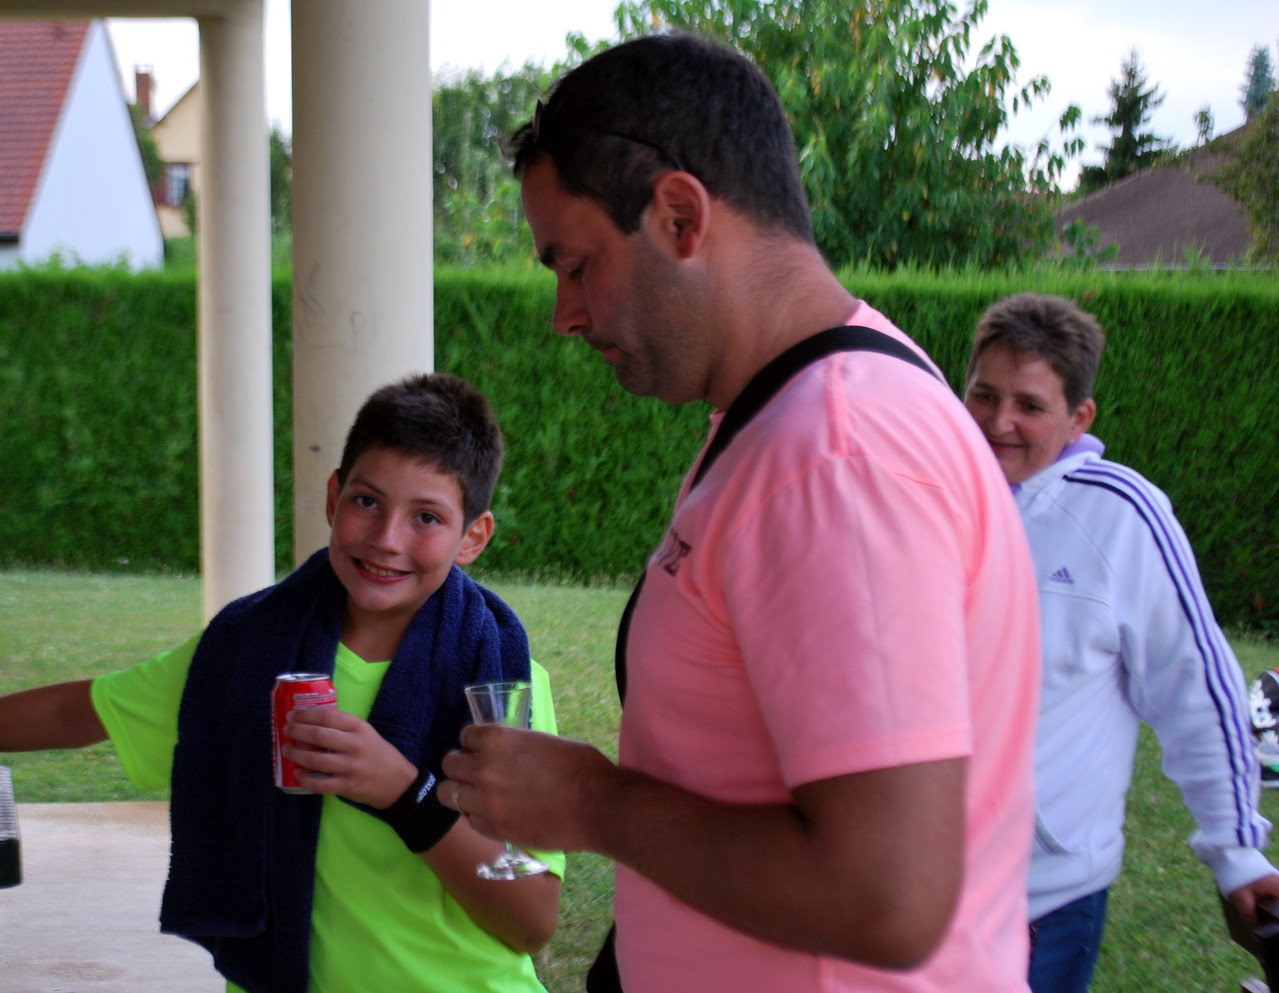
[692,325,937,489]
[613,325,938,705]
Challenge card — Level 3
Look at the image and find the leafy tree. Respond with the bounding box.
[1241,44,1277,123]
[1213,92,1279,263]
[432,63,549,265]
[1086,48,1172,190]
[611,0,1081,269]
[269,125,292,234]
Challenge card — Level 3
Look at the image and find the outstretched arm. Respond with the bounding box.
[443,727,963,969]
[284,708,561,952]
[0,680,106,751]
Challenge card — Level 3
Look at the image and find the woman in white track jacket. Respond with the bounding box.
[961,293,1279,993]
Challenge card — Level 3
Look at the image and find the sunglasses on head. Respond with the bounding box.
[531,99,687,174]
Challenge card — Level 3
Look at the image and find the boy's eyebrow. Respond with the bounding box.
[538,243,559,270]
[348,473,457,509]
[346,474,384,496]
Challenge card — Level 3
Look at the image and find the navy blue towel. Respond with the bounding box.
[159,548,529,993]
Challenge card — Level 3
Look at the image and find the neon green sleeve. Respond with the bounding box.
[528,659,557,735]
[90,631,202,793]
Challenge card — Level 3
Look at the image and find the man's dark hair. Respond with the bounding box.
[337,372,504,525]
[509,32,814,243]
[966,294,1106,412]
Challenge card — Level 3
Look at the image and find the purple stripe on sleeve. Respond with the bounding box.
[1069,461,1259,847]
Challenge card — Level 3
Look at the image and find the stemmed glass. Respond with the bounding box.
[463,680,550,880]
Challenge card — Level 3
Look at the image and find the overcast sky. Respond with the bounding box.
[106,0,1276,184]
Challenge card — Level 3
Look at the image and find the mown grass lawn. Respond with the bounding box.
[2,569,1277,992]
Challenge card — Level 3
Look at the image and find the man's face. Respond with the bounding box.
[520,157,711,404]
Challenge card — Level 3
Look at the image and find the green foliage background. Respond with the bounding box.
[0,270,296,574]
[428,0,1086,271]
[615,0,1081,269]
[1211,93,1279,264]
[1,268,1276,628]
[432,65,548,265]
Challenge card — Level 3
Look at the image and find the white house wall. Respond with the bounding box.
[21,20,163,269]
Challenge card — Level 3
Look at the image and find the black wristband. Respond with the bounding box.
[377,768,460,853]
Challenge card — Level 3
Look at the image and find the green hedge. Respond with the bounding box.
[2,266,1276,629]
[0,271,295,576]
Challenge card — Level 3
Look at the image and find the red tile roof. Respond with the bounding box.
[0,20,90,236]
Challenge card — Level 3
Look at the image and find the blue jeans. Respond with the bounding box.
[1029,888,1110,993]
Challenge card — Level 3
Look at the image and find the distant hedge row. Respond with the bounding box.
[2,266,1276,629]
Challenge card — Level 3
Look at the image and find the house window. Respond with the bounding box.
[165,163,190,206]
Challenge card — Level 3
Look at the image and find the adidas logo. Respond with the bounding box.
[1049,567,1074,585]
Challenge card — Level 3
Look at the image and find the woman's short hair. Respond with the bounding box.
[966,294,1106,411]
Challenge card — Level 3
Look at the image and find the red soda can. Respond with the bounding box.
[272,673,337,794]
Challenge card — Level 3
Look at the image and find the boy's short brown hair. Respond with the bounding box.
[336,373,504,525]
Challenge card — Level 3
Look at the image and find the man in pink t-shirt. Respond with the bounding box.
[442,34,1041,993]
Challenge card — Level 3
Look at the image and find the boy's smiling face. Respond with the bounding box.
[326,446,493,656]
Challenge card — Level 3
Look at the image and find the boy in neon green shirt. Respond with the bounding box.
[0,373,562,993]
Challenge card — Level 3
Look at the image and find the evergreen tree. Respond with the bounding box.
[1241,44,1277,123]
[1091,48,1173,185]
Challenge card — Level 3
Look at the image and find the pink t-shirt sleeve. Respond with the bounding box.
[718,434,973,789]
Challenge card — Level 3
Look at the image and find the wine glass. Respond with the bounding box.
[463,680,550,880]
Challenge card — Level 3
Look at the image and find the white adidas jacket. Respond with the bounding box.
[1019,437,1274,920]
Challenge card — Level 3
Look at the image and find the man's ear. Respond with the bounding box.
[455,511,494,567]
[647,170,711,260]
[325,471,341,527]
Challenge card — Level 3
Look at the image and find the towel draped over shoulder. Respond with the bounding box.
[159,548,530,993]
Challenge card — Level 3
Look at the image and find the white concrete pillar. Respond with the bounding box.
[196,0,274,620]
[290,0,434,563]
